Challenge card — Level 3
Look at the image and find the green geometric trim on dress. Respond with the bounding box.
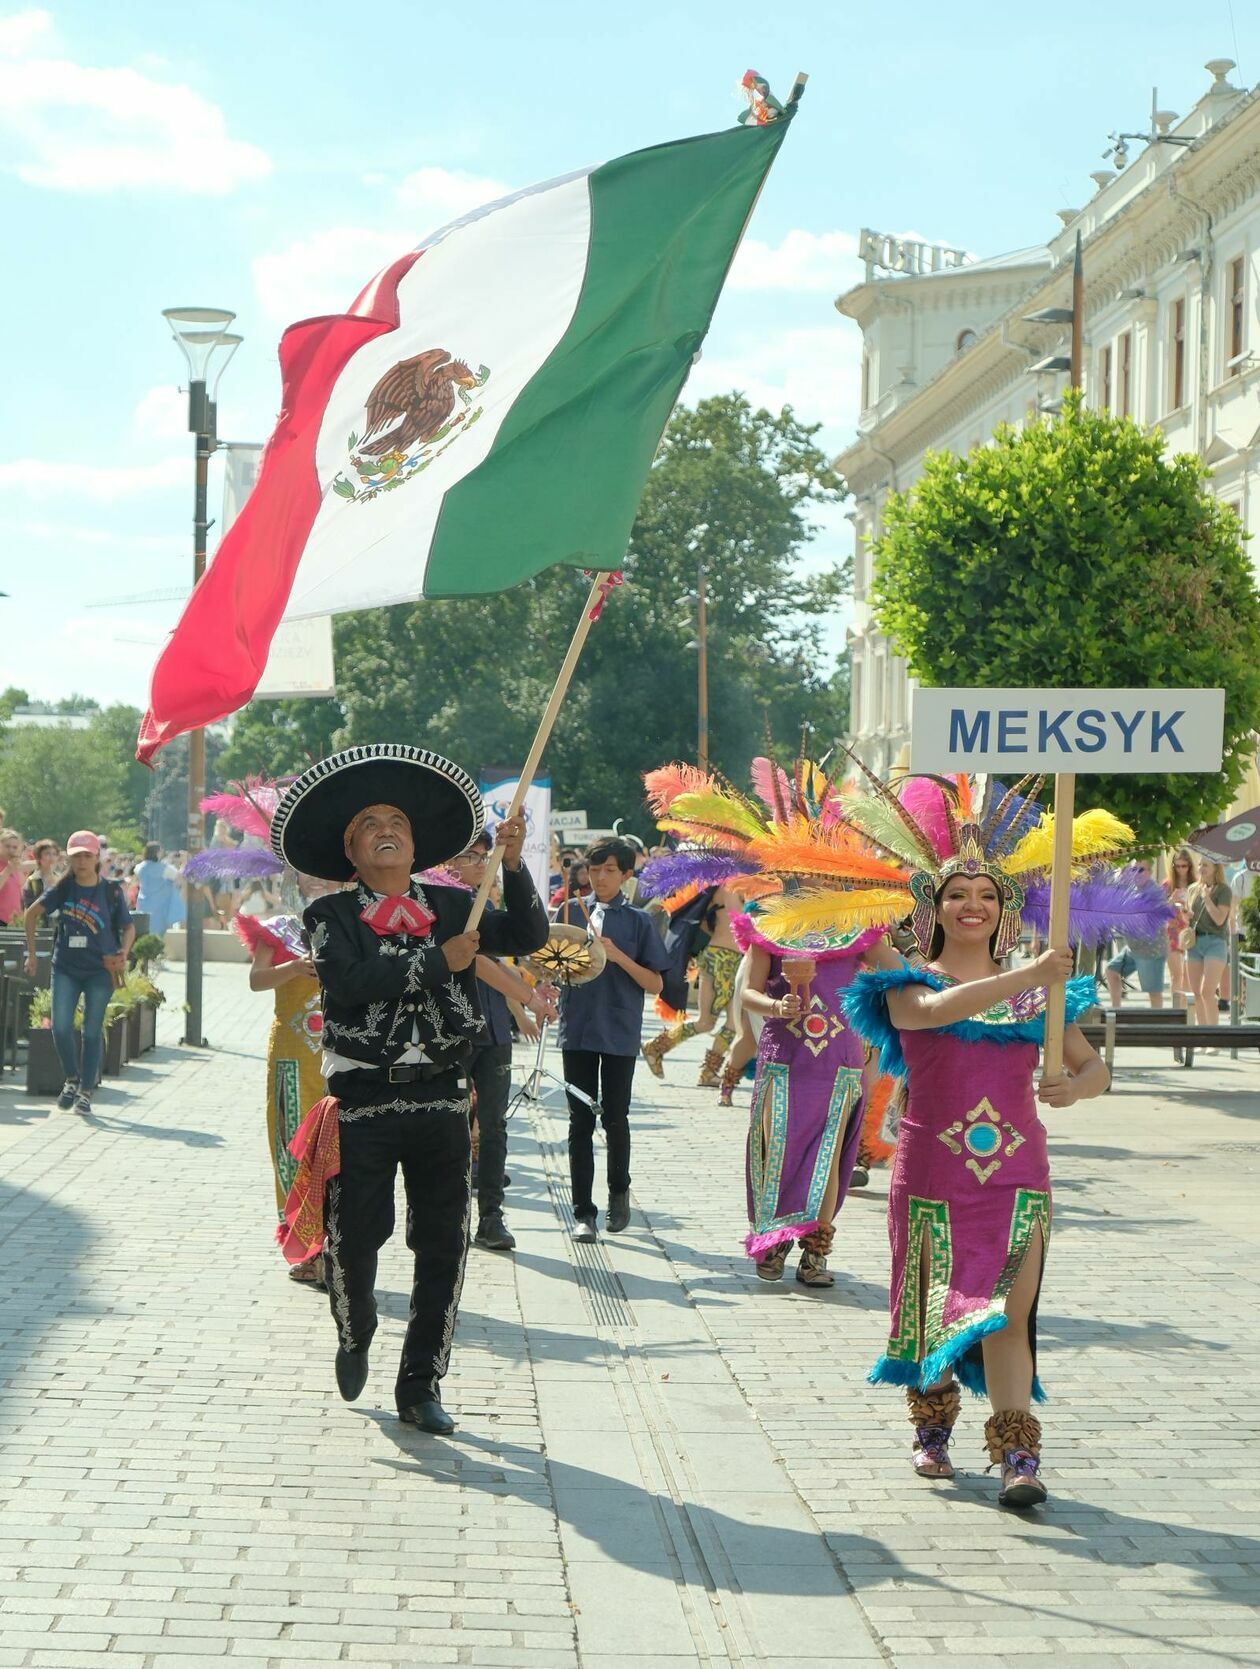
[886,1197,952,1363]
[273,1059,302,1198]
[747,1063,862,1237]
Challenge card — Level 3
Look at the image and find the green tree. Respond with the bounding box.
[214,394,849,830]
[870,396,1260,845]
[87,705,155,834]
[0,723,125,843]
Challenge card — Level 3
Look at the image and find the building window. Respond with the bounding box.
[1227,256,1246,374]
[1171,297,1186,409]
[1119,330,1132,417]
[1099,344,1112,412]
[956,328,978,353]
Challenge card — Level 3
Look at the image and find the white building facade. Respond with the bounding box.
[838,60,1260,772]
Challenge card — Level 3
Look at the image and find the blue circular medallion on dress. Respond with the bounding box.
[965,1122,1002,1156]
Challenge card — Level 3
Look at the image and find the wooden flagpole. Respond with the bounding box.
[1041,232,1085,1080]
[1040,772,1076,1078]
[463,572,612,931]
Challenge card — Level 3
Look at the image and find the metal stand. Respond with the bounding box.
[510,1019,599,1115]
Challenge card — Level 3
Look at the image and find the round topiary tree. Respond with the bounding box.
[870,394,1260,845]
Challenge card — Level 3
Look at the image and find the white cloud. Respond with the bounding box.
[0,7,53,55]
[10,520,174,553]
[395,165,513,233]
[688,322,864,438]
[252,226,415,325]
[0,457,185,501]
[252,166,514,327]
[131,385,189,443]
[730,228,862,294]
[0,15,270,194]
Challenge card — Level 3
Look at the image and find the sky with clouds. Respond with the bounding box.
[2,0,1258,709]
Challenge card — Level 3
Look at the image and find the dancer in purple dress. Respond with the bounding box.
[834,774,1170,1510]
[736,914,890,1287]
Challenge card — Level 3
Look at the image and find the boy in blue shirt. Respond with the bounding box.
[557,838,671,1240]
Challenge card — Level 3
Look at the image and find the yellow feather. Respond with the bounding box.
[665,788,766,840]
[1002,806,1135,878]
[755,887,913,941]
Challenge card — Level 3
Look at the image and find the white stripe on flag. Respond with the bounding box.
[283,171,593,620]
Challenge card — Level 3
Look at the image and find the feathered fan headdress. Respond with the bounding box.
[762,753,1167,957]
[185,775,288,884]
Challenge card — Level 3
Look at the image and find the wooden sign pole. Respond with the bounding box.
[463,572,612,932]
[1041,771,1076,1079]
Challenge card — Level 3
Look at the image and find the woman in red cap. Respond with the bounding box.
[23,831,134,1114]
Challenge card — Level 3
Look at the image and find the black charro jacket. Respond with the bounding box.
[303,866,548,1072]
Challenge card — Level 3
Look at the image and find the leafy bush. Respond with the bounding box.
[130,933,166,972]
[1240,886,1260,956]
[871,395,1260,846]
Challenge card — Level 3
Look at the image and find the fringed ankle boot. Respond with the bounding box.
[795,1221,835,1287]
[907,1382,960,1479]
[697,1042,726,1088]
[717,1061,740,1107]
[984,1409,1047,1509]
[640,1034,672,1079]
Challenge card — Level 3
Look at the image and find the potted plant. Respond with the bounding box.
[130,933,166,976]
[25,988,63,1095]
[102,995,128,1076]
[124,959,166,1053]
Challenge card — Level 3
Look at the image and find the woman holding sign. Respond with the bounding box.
[829,773,1170,1509]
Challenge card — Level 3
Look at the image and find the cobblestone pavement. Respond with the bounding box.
[1,963,1257,1668]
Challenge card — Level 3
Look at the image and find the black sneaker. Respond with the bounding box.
[72,1090,92,1116]
[474,1213,516,1251]
[57,1079,79,1111]
[571,1212,598,1243]
[606,1191,631,1233]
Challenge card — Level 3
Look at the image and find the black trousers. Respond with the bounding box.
[471,1043,513,1220]
[561,1049,636,1218]
[323,1097,471,1409]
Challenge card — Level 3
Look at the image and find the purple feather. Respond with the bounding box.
[183,847,284,884]
[1021,868,1174,947]
[639,848,753,900]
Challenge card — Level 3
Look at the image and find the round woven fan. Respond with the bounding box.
[525,922,607,986]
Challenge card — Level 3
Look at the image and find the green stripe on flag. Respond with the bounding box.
[424,116,793,596]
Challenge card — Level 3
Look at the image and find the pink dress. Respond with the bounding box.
[845,966,1096,1399]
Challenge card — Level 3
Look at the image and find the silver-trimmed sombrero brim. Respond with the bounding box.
[271,744,484,882]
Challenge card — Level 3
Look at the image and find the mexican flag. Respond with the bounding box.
[137,108,796,763]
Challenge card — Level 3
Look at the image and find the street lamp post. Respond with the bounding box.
[161,307,242,1049]
[696,561,709,773]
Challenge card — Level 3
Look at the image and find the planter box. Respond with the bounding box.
[125,1006,142,1058]
[102,1017,126,1078]
[25,1027,64,1095]
[138,1001,157,1053]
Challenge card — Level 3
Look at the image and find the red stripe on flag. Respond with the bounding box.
[135,251,423,765]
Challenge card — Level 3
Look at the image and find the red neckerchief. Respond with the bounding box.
[359,894,435,938]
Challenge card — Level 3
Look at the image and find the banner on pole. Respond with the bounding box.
[222,447,337,699]
[479,766,551,899]
[910,687,1225,774]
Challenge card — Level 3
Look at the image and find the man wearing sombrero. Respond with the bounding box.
[272,744,548,1432]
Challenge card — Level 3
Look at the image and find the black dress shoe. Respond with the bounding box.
[335,1345,369,1402]
[606,1190,631,1233]
[399,1394,455,1435]
[571,1212,598,1243]
[474,1212,516,1251]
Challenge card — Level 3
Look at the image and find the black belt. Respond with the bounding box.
[343,1059,464,1088]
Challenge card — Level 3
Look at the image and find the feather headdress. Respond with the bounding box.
[749,748,1167,957]
[201,776,285,842]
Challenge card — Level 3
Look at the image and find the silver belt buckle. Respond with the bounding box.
[387,1064,409,1083]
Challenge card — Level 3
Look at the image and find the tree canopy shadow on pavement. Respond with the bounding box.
[1036,1311,1229,1355]
[80,1103,225,1148]
[0,1181,94,1416]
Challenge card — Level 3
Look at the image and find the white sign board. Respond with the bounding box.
[910,687,1225,774]
[221,446,336,699]
[550,809,588,831]
[479,768,551,900]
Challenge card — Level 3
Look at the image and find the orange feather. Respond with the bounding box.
[746,824,911,886]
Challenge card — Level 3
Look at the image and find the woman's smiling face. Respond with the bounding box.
[936,874,1001,947]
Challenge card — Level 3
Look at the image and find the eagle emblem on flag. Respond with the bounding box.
[333,347,490,503]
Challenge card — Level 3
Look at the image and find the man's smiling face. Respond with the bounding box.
[346,804,415,877]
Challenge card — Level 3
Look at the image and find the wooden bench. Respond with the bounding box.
[1077,1005,1260,1083]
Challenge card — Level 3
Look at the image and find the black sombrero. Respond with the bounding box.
[271,744,484,882]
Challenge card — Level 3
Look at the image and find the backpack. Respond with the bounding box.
[658,886,718,1014]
